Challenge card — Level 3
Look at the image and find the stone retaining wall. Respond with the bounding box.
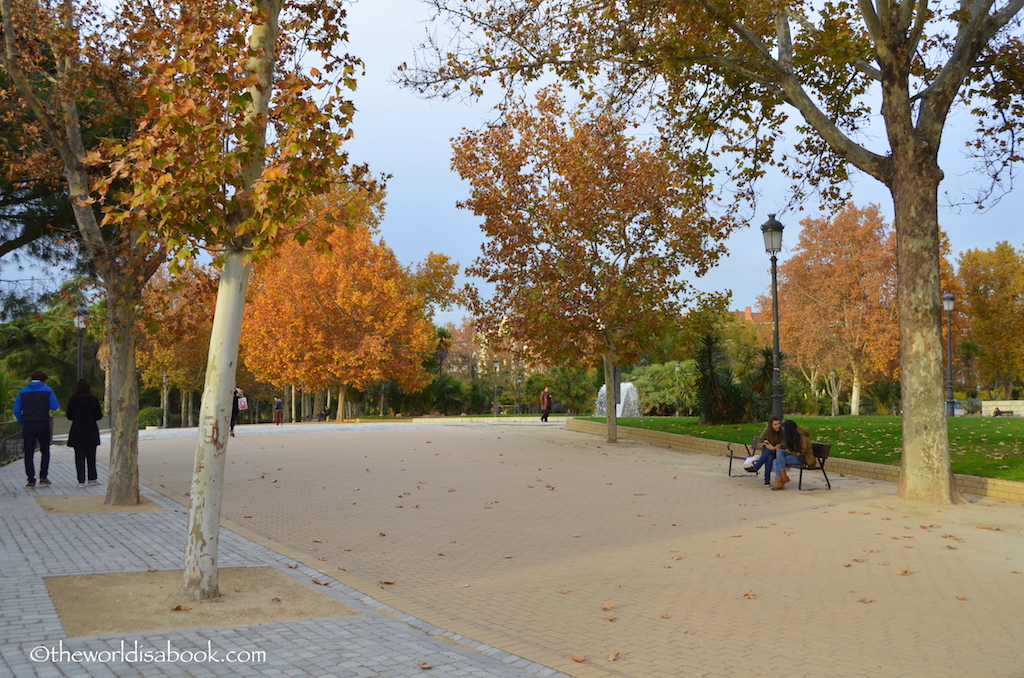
[565,418,1024,502]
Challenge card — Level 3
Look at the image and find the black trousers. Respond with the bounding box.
[22,422,51,483]
[74,444,98,483]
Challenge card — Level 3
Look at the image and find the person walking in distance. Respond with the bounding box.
[66,379,103,487]
[14,371,59,489]
[230,387,243,436]
[540,386,553,422]
[273,396,284,425]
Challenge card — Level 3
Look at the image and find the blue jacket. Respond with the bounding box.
[14,380,59,425]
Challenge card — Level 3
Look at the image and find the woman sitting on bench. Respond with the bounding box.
[747,417,784,482]
[771,420,816,491]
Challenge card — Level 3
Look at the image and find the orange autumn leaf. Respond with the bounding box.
[607,652,620,662]
[570,654,585,663]
[602,601,614,610]
[603,617,616,622]
[743,591,756,599]
[957,596,966,601]
[170,605,191,611]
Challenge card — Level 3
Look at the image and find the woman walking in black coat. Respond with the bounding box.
[66,379,103,487]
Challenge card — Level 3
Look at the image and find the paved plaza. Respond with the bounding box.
[3,421,1023,677]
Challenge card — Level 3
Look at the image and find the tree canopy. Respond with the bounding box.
[454,87,729,440]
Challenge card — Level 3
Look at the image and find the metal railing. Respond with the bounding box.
[0,420,23,465]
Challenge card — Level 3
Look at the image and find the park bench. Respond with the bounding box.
[727,437,831,490]
[786,442,832,490]
[993,410,1014,417]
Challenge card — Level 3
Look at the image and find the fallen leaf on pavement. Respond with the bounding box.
[856,598,873,603]
[560,589,569,594]
[271,597,281,602]
[313,579,329,586]
[607,652,620,662]
[743,591,756,599]
[602,601,614,610]
[716,553,724,558]
[313,539,325,543]
[419,662,432,669]
[684,631,695,635]
[660,614,671,619]
[603,617,616,622]
[170,605,191,611]
[977,525,1001,531]
[956,596,966,601]
[897,570,911,575]
[570,654,585,663]
[287,563,297,569]
[380,580,395,585]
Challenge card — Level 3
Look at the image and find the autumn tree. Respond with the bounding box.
[454,87,729,442]
[1,0,167,506]
[89,0,366,599]
[775,204,898,416]
[957,242,1024,398]
[405,1,1024,501]
[242,187,448,421]
[137,266,218,425]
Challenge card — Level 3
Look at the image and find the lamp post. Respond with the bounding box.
[162,373,170,428]
[761,214,785,420]
[943,292,955,417]
[492,358,499,417]
[517,374,523,414]
[674,362,680,417]
[73,306,89,380]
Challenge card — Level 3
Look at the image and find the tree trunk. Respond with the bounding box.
[602,353,617,443]
[284,384,292,422]
[104,295,140,506]
[336,384,347,422]
[187,391,195,427]
[890,160,963,504]
[314,390,325,419]
[180,390,187,429]
[850,374,861,416]
[825,371,841,417]
[183,251,251,600]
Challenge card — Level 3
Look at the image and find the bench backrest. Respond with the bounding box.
[811,442,830,463]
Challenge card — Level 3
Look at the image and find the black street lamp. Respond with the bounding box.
[761,214,785,420]
[516,374,523,414]
[943,292,955,417]
[492,358,499,417]
[162,373,170,428]
[73,305,89,380]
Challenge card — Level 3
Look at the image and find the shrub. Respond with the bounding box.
[138,406,163,429]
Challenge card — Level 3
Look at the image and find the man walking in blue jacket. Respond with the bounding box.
[14,371,60,489]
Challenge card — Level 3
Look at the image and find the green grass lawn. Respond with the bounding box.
[581,415,1024,482]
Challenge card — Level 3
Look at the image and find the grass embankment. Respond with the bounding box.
[581,415,1024,482]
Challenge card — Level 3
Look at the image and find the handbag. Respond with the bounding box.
[237,396,248,411]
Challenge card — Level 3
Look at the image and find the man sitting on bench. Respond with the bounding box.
[771,419,817,491]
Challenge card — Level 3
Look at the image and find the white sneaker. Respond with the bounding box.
[78,483,86,488]
[88,479,102,486]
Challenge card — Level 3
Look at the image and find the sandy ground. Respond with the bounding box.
[46,567,357,638]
